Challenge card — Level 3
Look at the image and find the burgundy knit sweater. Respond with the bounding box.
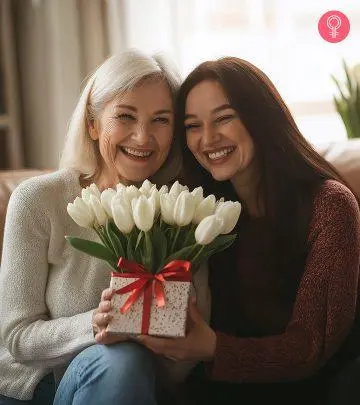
[207,180,360,383]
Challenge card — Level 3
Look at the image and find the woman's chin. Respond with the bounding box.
[210,167,234,182]
[114,164,158,184]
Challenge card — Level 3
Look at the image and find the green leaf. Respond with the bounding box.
[191,234,237,269]
[182,224,196,247]
[126,232,136,262]
[135,231,144,250]
[207,234,237,253]
[164,244,197,264]
[108,221,128,251]
[105,220,125,259]
[348,99,360,139]
[331,75,347,100]
[151,224,168,271]
[65,236,117,265]
[143,232,153,272]
[343,59,353,95]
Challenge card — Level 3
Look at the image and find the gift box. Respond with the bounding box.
[106,258,192,337]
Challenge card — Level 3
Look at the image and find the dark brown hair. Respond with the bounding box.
[176,57,357,299]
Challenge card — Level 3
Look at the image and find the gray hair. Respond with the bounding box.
[59,49,182,185]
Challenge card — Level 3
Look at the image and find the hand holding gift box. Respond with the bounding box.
[66,179,241,338]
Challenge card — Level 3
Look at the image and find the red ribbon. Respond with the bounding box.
[112,257,192,335]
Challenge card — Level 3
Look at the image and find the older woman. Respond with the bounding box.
[0,50,209,405]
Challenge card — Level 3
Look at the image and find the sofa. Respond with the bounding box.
[1,139,360,262]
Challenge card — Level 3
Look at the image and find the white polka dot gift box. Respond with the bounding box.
[107,258,192,337]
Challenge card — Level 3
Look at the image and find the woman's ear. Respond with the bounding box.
[88,119,99,140]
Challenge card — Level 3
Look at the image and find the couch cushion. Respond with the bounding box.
[316,139,360,199]
[0,170,50,257]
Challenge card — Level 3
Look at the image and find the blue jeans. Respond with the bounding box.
[53,342,158,405]
[0,373,55,405]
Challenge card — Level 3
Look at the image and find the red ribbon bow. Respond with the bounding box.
[112,257,192,334]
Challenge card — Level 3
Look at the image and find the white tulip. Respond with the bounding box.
[193,194,216,224]
[158,185,168,195]
[148,188,160,216]
[131,195,155,232]
[125,185,141,204]
[168,181,188,199]
[67,197,95,228]
[81,183,101,203]
[116,183,126,192]
[100,188,116,217]
[216,201,242,234]
[195,215,224,245]
[139,179,155,196]
[191,187,204,208]
[111,194,134,234]
[173,190,196,227]
[160,193,176,225]
[89,195,107,226]
[215,197,225,211]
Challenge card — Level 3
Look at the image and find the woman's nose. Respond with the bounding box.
[132,123,150,145]
[202,124,220,146]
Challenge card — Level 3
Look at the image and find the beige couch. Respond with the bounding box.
[1,139,360,261]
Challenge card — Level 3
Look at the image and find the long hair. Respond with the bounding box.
[60,49,182,186]
[176,57,358,299]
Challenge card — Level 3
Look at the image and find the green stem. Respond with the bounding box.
[183,223,196,246]
[191,244,205,264]
[170,226,181,252]
[94,227,109,247]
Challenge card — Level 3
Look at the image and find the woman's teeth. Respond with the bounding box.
[121,147,152,158]
[207,147,235,160]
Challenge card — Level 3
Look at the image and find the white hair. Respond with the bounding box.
[59,49,182,185]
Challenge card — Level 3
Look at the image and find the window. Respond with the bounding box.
[124,0,360,145]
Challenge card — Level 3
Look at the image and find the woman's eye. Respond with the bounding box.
[184,123,201,131]
[215,115,234,124]
[153,117,170,124]
[117,113,135,122]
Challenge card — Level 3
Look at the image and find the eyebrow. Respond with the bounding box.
[114,104,172,115]
[184,103,233,120]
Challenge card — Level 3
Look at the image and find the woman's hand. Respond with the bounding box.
[92,288,128,344]
[137,298,217,362]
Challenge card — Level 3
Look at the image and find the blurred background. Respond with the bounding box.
[0,0,360,170]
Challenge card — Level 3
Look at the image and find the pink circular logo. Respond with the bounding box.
[318,10,350,43]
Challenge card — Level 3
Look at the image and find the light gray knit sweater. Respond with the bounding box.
[0,169,210,400]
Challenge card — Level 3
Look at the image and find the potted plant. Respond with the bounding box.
[332,60,360,139]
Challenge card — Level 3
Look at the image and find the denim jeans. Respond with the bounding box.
[53,342,158,405]
[0,373,55,405]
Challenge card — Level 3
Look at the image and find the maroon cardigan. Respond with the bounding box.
[206,180,360,383]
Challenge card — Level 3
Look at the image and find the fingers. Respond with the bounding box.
[93,311,112,328]
[92,289,115,331]
[99,300,113,313]
[137,335,184,359]
[95,329,128,345]
[101,288,115,301]
[188,297,203,324]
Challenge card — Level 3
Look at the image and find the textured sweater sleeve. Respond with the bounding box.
[0,184,95,368]
[208,182,360,383]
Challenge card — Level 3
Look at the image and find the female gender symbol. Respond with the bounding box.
[318,10,350,43]
[327,15,341,39]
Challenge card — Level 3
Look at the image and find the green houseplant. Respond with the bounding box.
[332,60,360,139]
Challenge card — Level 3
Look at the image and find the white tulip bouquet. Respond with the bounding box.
[66,179,241,337]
